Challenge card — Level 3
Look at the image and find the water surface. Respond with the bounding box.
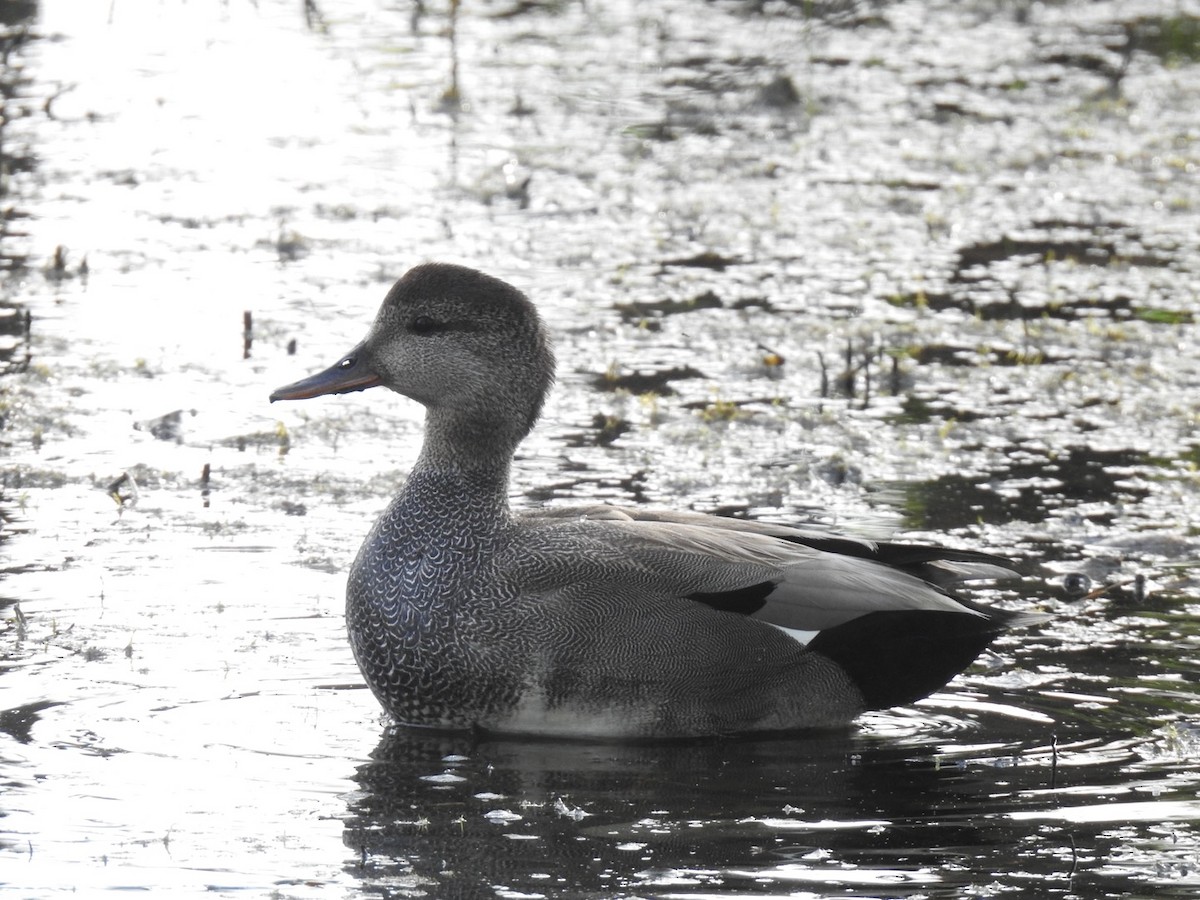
[3,0,1200,896]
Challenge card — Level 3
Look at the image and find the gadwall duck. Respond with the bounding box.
[271,263,1036,739]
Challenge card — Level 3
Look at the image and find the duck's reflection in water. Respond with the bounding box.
[342,724,1039,899]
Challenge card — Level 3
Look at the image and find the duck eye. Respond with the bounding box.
[409,315,441,334]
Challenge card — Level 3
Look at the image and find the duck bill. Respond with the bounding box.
[269,345,383,402]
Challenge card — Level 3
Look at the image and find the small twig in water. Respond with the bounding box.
[1050,733,1058,790]
[1080,576,1145,602]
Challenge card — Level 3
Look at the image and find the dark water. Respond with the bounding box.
[3,0,1200,897]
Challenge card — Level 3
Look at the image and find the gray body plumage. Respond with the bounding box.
[272,263,1038,740]
[346,470,863,736]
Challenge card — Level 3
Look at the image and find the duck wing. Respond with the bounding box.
[521,504,1018,627]
[517,504,1039,710]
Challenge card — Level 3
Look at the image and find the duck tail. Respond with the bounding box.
[805,605,1040,711]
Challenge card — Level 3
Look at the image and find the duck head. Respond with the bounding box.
[270,263,556,456]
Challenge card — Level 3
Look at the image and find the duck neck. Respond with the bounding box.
[407,409,521,517]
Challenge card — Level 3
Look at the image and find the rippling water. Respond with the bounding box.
[3,0,1200,896]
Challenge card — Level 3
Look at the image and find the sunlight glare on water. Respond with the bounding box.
[4,0,1200,898]
[36,3,373,222]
